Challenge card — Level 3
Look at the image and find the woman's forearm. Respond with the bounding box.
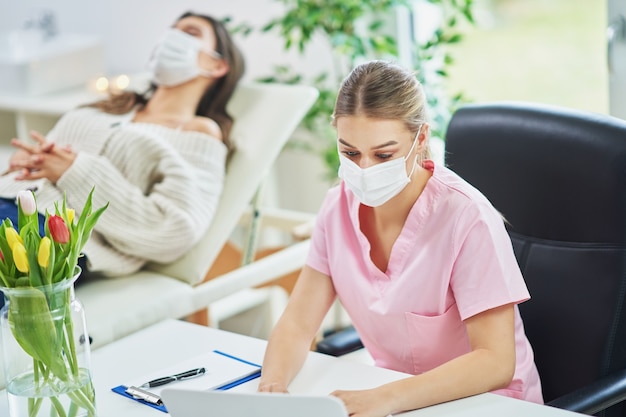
[332,305,517,417]
[384,347,514,414]
[260,267,337,392]
[259,318,315,391]
[385,305,516,413]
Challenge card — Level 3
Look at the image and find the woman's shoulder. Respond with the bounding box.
[50,106,132,138]
[60,105,132,125]
[68,105,128,117]
[57,105,101,122]
[316,182,352,221]
[431,165,501,221]
[181,117,223,141]
[433,165,489,204]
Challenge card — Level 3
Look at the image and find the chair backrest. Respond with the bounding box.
[146,82,318,285]
[444,102,626,409]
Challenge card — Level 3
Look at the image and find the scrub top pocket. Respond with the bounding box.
[405,303,471,375]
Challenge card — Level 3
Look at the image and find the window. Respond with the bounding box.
[443,0,608,115]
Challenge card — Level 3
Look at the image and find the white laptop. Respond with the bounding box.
[161,389,349,417]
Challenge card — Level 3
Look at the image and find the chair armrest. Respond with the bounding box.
[315,326,364,357]
[239,207,316,239]
[547,368,626,415]
[192,239,310,308]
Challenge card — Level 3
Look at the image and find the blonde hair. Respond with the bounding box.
[332,60,431,159]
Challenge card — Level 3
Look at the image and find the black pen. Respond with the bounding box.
[140,367,206,388]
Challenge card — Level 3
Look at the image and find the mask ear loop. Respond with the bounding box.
[406,125,423,180]
[202,49,223,59]
[198,49,225,79]
[415,126,435,171]
[199,69,215,78]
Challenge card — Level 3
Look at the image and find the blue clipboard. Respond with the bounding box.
[111,350,262,413]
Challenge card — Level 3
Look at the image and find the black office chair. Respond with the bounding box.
[444,102,626,416]
[317,101,626,416]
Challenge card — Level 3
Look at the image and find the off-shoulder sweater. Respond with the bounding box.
[0,106,227,276]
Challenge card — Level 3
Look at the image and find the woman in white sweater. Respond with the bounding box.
[0,11,245,279]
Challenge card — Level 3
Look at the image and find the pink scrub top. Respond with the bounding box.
[306,163,543,403]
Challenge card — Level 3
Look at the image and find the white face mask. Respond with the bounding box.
[148,29,219,87]
[338,130,420,207]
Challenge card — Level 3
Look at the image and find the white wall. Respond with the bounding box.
[0,0,337,83]
[0,0,333,213]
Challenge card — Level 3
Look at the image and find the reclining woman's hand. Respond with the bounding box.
[9,130,76,184]
[3,131,50,174]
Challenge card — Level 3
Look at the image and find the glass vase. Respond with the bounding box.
[0,268,96,417]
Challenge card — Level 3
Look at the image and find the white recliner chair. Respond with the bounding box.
[72,82,318,349]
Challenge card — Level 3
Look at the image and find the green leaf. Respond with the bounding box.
[80,204,108,247]
[446,33,463,44]
[261,21,278,32]
[369,20,384,31]
[7,288,67,380]
[22,222,43,287]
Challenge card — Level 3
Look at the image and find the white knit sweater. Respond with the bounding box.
[0,107,227,276]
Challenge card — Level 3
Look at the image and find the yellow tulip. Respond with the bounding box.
[12,242,28,273]
[38,236,51,268]
[66,208,75,225]
[5,227,23,251]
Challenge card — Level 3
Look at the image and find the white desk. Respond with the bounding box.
[0,319,582,416]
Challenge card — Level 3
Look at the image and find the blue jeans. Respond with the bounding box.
[0,197,46,235]
[0,197,50,309]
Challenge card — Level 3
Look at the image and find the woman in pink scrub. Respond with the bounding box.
[259,60,543,416]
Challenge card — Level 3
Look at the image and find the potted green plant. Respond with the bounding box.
[230,0,475,180]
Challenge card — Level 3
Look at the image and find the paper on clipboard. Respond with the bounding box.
[124,350,261,396]
[111,350,262,412]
